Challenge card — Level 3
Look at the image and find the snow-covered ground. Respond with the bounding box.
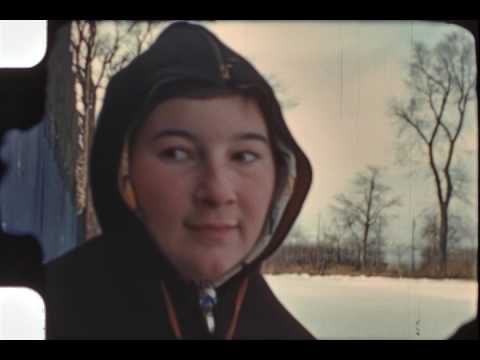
[265,274,478,340]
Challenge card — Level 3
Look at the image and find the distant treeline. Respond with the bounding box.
[262,242,477,279]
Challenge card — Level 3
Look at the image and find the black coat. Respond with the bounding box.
[0,232,44,295]
[46,231,314,339]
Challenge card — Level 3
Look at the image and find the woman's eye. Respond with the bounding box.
[158,148,191,161]
[232,151,259,164]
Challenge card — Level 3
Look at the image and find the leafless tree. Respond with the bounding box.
[420,208,473,272]
[70,20,161,240]
[331,166,401,271]
[323,215,348,264]
[390,30,476,275]
[368,217,388,271]
[343,235,362,268]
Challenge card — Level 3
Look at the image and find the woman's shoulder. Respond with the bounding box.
[45,234,121,293]
[47,235,107,273]
[45,234,124,338]
[237,273,315,340]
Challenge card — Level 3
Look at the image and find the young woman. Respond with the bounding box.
[46,21,313,339]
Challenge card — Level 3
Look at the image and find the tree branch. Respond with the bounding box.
[412,60,448,93]
[393,104,430,146]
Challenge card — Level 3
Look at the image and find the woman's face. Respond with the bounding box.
[125,95,276,282]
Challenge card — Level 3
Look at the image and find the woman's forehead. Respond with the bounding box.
[142,96,269,136]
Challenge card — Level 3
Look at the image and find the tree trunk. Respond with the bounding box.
[357,244,362,270]
[83,67,101,241]
[439,205,449,276]
[361,223,369,270]
[336,239,341,264]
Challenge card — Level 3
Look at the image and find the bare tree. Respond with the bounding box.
[368,217,388,272]
[420,208,473,273]
[343,235,362,269]
[390,30,476,275]
[70,20,161,240]
[420,211,439,269]
[331,166,401,271]
[323,215,348,264]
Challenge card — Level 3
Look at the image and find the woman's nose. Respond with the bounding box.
[194,163,236,208]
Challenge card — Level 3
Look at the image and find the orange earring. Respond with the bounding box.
[122,181,137,210]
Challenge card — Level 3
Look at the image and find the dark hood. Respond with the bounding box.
[90,21,312,278]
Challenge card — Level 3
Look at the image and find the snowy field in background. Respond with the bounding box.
[265,274,477,340]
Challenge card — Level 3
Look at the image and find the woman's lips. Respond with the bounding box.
[186,223,239,240]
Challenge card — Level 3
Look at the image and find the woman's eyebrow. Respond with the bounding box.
[151,129,196,142]
[232,132,270,145]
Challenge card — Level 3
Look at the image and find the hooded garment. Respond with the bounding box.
[46,21,313,339]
